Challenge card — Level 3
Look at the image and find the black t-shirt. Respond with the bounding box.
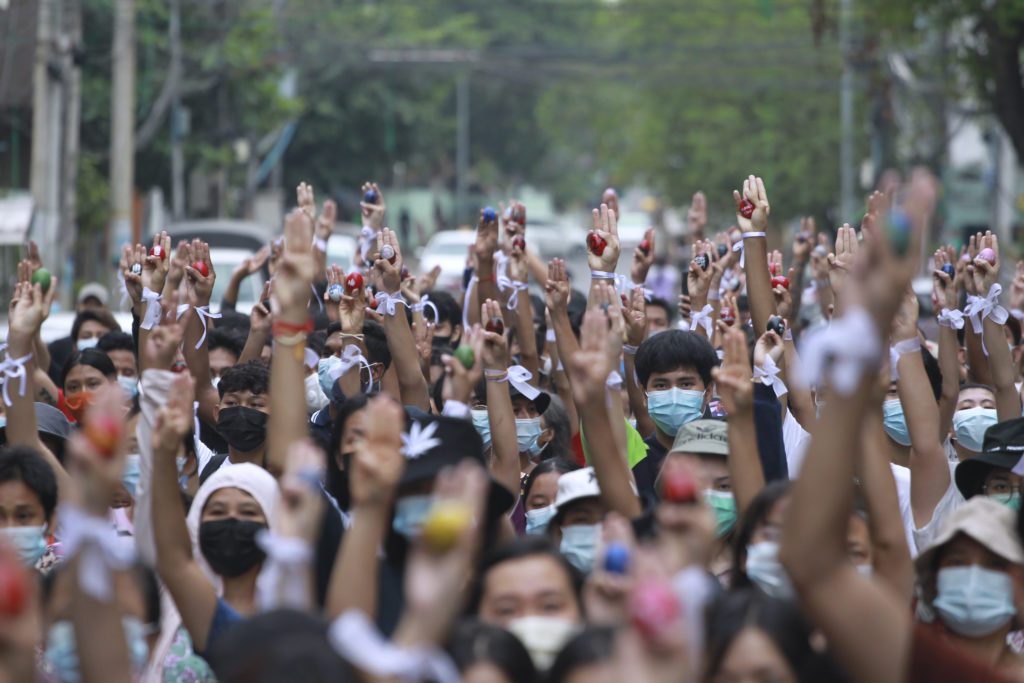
[631,433,669,502]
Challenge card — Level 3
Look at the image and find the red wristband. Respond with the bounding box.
[272,318,313,336]
[477,273,496,284]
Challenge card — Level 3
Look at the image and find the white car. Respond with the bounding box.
[326,235,357,274]
[207,247,265,315]
[418,230,475,292]
[38,310,137,345]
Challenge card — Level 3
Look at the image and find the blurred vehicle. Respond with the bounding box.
[207,247,265,314]
[418,230,475,292]
[326,235,357,274]
[165,221,267,314]
[39,310,136,345]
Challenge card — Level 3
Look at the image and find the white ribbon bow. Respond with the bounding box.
[964,284,1009,355]
[506,364,541,400]
[359,226,378,264]
[798,307,881,396]
[410,294,439,322]
[497,274,529,310]
[58,506,136,602]
[332,345,371,383]
[374,291,407,316]
[690,304,714,337]
[606,370,624,389]
[753,355,787,397]
[937,307,965,330]
[731,239,745,267]
[255,531,313,611]
[176,303,190,320]
[625,281,654,301]
[888,337,921,382]
[329,610,460,683]
[0,352,32,407]
[193,305,223,349]
[140,287,162,330]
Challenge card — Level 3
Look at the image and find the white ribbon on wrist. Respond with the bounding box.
[0,351,32,407]
[964,284,1009,355]
[329,610,460,683]
[359,226,378,264]
[255,530,313,611]
[374,291,407,316]
[607,370,624,389]
[1012,309,1024,321]
[176,303,190,320]
[193,305,222,349]
[496,274,529,310]
[753,355,787,397]
[888,337,921,382]
[690,304,714,337]
[731,231,767,267]
[58,505,136,602]
[938,308,965,330]
[140,287,162,330]
[798,307,882,395]
[503,365,540,400]
[409,294,439,322]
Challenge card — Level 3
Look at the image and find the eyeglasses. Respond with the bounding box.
[983,481,1022,496]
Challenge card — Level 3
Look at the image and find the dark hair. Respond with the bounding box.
[704,589,845,682]
[61,348,117,387]
[466,536,583,617]
[446,620,538,683]
[425,290,460,329]
[547,626,615,683]
[1008,316,1022,346]
[218,360,270,399]
[206,609,355,683]
[530,294,548,353]
[540,395,572,460]
[326,394,371,508]
[959,382,995,397]
[96,331,134,354]
[522,457,579,503]
[362,321,391,371]
[70,309,120,342]
[0,446,58,521]
[208,329,244,361]
[646,295,675,325]
[635,329,718,388]
[730,480,792,588]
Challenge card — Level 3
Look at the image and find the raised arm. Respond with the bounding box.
[544,259,580,437]
[221,246,269,311]
[469,209,500,328]
[479,299,521,496]
[623,285,655,438]
[180,239,220,427]
[932,247,963,437]
[238,282,272,365]
[786,217,814,331]
[715,325,763,515]
[266,209,317,479]
[735,175,774,335]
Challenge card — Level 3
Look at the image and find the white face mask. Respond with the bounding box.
[304,372,329,413]
[505,615,579,671]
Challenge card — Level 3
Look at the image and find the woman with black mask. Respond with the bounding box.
[150,373,281,675]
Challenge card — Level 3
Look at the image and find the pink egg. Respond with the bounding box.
[978,247,996,265]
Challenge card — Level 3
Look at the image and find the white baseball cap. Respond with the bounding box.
[554,467,601,512]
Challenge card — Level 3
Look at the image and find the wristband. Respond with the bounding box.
[623,344,638,355]
[273,318,314,336]
[140,287,162,331]
[409,294,439,322]
[194,305,223,349]
[496,275,528,310]
[590,270,617,281]
[484,369,508,382]
[255,531,313,611]
[753,356,787,397]
[339,333,365,341]
[889,337,921,381]
[313,237,328,252]
[374,291,407,316]
[476,273,496,284]
[274,332,307,347]
[964,283,1009,355]
[742,231,766,240]
[707,289,721,302]
[1012,309,1024,322]
[0,352,32,406]
[937,308,966,330]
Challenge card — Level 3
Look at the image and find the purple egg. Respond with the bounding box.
[978,247,996,265]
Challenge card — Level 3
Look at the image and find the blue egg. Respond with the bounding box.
[363,189,379,204]
[604,542,630,574]
[482,207,497,222]
[941,263,955,277]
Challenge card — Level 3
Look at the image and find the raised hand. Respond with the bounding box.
[374,228,404,293]
[143,291,184,370]
[623,285,647,347]
[566,298,616,404]
[349,396,405,510]
[630,227,655,285]
[153,372,194,459]
[441,327,483,405]
[602,188,620,220]
[8,279,57,341]
[24,240,42,274]
[544,258,571,315]
[479,299,510,370]
[234,245,271,279]
[891,289,919,342]
[827,223,859,297]
[474,208,499,263]
[932,247,961,311]
[69,384,132,512]
[145,231,172,295]
[272,209,316,320]
[587,203,621,272]
[164,239,189,295]
[415,265,441,296]
[687,191,707,237]
[1011,261,1024,313]
[250,282,272,336]
[183,239,216,307]
[773,268,795,320]
[733,174,770,232]
[297,182,317,224]
[360,182,386,231]
[316,199,336,244]
[413,318,435,369]
[686,240,715,300]
[713,323,754,416]
[793,216,816,264]
[583,514,636,626]
[967,230,1000,294]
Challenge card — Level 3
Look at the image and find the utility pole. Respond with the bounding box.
[455,71,470,228]
[838,0,856,225]
[109,0,136,268]
[30,0,61,278]
[169,0,184,219]
[59,0,82,308]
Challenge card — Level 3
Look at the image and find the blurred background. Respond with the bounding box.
[0,0,1022,309]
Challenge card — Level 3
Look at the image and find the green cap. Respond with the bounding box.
[669,419,728,457]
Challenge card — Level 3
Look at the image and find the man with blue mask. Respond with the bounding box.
[0,446,59,573]
[630,330,718,500]
[950,384,997,459]
[549,467,606,574]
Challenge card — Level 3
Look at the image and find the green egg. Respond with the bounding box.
[453,345,475,370]
[30,268,51,293]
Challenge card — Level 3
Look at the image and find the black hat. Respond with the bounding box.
[955,418,1024,498]
[397,412,515,519]
[0,403,72,463]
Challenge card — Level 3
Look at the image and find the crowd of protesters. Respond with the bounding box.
[0,170,1023,682]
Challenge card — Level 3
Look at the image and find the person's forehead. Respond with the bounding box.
[959,387,995,403]
[651,366,701,379]
[0,479,43,507]
[485,555,570,595]
[222,389,264,401]
[511,396,538,411]
[207,486,258,507]
[67,364,106,381]
[984,467,1018,482]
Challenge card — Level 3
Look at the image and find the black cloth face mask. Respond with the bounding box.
[217,406,268,452]
[199,518,266,577]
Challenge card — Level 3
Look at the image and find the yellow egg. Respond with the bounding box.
[421,502,472,552]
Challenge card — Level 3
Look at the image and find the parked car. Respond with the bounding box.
[326,235,357,274]
[38,310,137,345]
[418,230,475,292]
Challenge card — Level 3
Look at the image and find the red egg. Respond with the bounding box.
[0,564,27,616]
[720,307,736,325]
[978,247,996,265]
[769,262,780,276]
[485,317,505,335]
[512,236,526,252]
[738,198,756,219]
[509,203,526,227]
[192,261,209,277]
[587,232,607,257]
[150,245,166,260]
[84,414,122,459]
[660,469,697,504]
[638,239,651,256]
[630,580,681,640]
[771,276,790,290]
[344,272,364,294]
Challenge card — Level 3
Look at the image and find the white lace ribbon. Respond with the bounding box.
[140,287,162,330]
[937,307,965,330]
[964,284,1009,355]
[753,356,787,397]
[798,307,881,395]
[410,294,439,322]
[496,274,529,310]
[889,337,921,382]
[329,610,460,683]
[193,305,223,349]
[58,505,136,602]
[690,304,714,337]
[374,291,407,316]
[0,352,32,407]
[255,531,313,611]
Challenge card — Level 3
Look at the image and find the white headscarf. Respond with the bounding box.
[146,463,281,681]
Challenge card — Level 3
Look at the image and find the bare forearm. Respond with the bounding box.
[486,380,520,495]
[897,351,942,451]
[624,355,655,437]
[782,343,814,425]
[268,341,308,478]
[966,327,993,385]
[152,446,194,570]
[727,410,764,515]
[743,237,775,334]
[70,557,133,683]
[512,295,539,382]
[983,318,1021,420]
[326,507,386,620]
[239,327,269,364]
[221,270,246,308]
[937,326,960,436]
[788,263,807,331]
[382,313,430,412]
[579,393,641,518]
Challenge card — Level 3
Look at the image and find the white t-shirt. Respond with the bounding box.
[912,460,963,553]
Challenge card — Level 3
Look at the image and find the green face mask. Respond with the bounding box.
[988,492,1022,511]
[704,489,737,537]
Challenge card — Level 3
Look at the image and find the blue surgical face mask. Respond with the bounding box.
[882,399,912,446]
[0,524,47,567]
[117,375,138,399]
[392,495,433,540]
[745,541,794,599]
[646,388,705,437]
[471,409,491,448]
[559,523,600,574]
[0,416,7,430]
[45,617,150,682]
[317,357,342,396]
[122,453,141,499]
[933,565,1016,637]
[525,504,556,536]
[952,407,997,453]
[76,337,99,351]
[516,417,545,457]
[704,489,737,537]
